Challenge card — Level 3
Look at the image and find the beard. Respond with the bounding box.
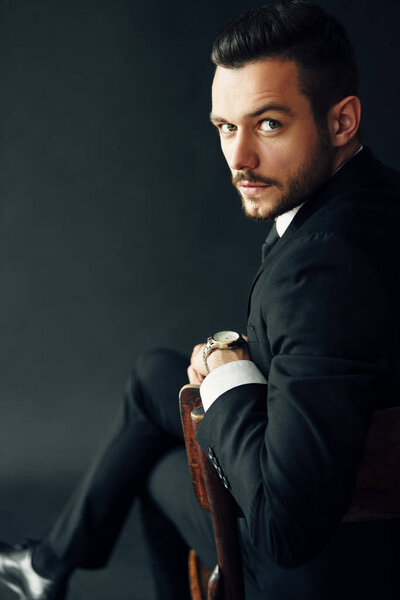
[233,127,335,221]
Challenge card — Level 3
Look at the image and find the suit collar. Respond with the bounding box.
[289,146,381,234]
[247,147,382,316]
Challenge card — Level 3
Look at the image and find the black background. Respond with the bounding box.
[0,1,399,598]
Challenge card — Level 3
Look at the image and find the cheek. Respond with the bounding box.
[220,140,232,166]
[259,139,296,172]
[259,132,314,176]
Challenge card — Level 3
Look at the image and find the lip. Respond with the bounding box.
[239,183,270,195]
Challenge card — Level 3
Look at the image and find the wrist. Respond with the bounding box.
[203,330,247,374]
[206,347,250,372]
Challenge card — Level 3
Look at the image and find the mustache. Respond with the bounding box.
[232,171,281,187]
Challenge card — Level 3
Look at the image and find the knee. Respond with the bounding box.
[124,348,188,436]
[126,348,188,407]
[135,348,186,385]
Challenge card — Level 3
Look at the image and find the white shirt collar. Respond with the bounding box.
[275,204,304,237]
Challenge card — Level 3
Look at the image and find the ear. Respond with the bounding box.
[328,96,361,148]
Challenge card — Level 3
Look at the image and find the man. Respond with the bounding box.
[1,1,399,599]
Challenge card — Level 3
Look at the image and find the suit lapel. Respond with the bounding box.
[246,147,382,318]
[247,225,285,317]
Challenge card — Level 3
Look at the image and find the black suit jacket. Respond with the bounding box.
[197,148,400,599]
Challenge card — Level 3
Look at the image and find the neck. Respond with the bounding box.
[332,139,361,173]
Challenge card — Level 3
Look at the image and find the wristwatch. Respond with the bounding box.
[203,330,246,374]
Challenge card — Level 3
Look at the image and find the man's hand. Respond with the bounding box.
[187,344,206,385]
[187,337,251,385]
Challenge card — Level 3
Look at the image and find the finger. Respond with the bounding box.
[191,343,204,358]
[191,344,205,361]
[191,350,207,376]
[187,365,203,385]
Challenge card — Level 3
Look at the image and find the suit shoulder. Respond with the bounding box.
[290,178,400,266]
[292,149,400,240]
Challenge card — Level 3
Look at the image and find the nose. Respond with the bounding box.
[226,130,259,172]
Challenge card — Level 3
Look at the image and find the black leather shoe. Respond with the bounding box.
[0,541,68,599]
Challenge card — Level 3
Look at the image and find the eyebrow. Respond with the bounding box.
[209,102,294,124]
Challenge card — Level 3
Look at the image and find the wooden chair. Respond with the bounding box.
[179,384,400,600]
[179,384,245,600]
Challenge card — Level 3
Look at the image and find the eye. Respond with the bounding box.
[219,123,236,135]
[259,119,281,132]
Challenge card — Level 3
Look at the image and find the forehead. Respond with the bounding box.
[211,58,309,120]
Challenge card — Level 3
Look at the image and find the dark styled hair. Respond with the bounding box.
[211,1,359,130]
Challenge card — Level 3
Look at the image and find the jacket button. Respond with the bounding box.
[222,476,230,490]
[207,447,215,461]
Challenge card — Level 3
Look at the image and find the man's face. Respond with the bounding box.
[210,58,335,220]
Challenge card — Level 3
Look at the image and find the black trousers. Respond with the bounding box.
[38,349,261,599]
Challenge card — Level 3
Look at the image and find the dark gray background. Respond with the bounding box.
[0,1,399,598]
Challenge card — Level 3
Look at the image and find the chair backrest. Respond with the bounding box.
[179,384,245,600]
[343,406,400,522]
[179,384,400,598]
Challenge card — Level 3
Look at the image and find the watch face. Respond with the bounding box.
[214,330,240,343]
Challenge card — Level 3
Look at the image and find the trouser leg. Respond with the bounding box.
[141,446,216,600]
[143,445,265,600]
[35,349,189,572]
[138,491,192,600]
[144,446,216,570]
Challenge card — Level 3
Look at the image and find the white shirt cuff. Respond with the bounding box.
[200,360,267,411]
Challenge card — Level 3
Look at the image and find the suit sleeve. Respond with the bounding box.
[196,231,392,568]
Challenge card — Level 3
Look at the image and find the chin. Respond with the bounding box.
[241,196,277,221]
